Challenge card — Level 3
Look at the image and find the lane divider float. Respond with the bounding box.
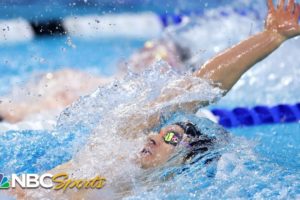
[211,103,300,128]
[0,8,261,43]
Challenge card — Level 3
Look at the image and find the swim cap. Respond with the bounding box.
[173,121,214,151]
[174,121,202,138]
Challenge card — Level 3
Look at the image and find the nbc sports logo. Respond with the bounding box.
[0,172,106,190]
[0,174,10,189]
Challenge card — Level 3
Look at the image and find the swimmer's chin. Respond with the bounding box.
[133,153,154,169]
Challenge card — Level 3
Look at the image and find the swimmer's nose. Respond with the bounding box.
[147,134,161,147]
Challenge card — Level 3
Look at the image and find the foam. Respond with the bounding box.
[0,111,57,132]
[17,61,222,199]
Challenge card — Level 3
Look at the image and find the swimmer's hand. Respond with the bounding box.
[6,184,26,200]
[266,0,300,39]
[194,0,299,93]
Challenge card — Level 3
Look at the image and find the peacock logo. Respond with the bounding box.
[0,173,10,189]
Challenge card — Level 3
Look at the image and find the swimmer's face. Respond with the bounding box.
[138,125,185,169]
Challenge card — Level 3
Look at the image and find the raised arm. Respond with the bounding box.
[194,0,300,92]
[123,0,300,136]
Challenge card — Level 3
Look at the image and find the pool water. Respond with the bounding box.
[0,0,300,199]
[0,0,233,20]
[0,37,145,95]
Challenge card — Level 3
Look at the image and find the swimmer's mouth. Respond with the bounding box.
[140,147,152,156]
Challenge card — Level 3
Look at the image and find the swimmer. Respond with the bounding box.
[55,0,300,174]
[120,38,191,73]
[0,69,113,123]
[138,121,219,169]
[0,31,190,124]
[9,0,300,199]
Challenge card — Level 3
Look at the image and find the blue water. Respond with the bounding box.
[0,0,232,20]
[0,0,300,199]
[232,123,300,170]
[0,37,145,94]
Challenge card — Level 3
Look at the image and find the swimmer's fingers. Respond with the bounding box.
[277,0,286,10]
[266,0,300,37]
[7,185,26,200]
[287,0,295,13]
[295,4,300,23]
[267,0,275,13]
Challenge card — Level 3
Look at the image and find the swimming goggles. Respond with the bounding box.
[163,131,183,146]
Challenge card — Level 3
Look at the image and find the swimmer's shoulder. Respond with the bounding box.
[48,160,74,174]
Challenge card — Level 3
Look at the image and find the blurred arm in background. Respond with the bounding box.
[0,69,112,123]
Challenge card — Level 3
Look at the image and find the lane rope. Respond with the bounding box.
[211,103,300,128]
[0,8,261,42]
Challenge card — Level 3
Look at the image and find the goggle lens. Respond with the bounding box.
[163,132,183,146]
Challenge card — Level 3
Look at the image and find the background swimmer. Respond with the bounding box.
[0,31,191,123]
[9,0,300,199]
[0,69,112,123]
